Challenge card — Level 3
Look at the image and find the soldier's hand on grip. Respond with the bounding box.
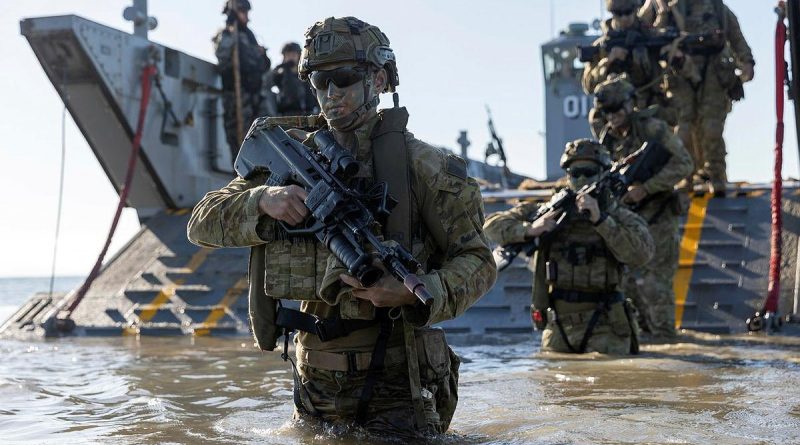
[339,272,417,308]
[576,193,602,224]
[526,209,562,238]
[623,184,648,204]
[258,185,309,226]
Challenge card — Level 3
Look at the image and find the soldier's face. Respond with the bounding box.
[606,102,633,130]
[567,160,602,190]
[611,9,636,30]
[283,51,301,66]
[236,10,249,26]
[313,65,386,123]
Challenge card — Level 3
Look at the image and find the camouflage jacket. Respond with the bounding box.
[582,19,664,97]
[213,25,270,93]
[483,198,654,307]
[599,108,693,219]
[187,111,496,353]
[640,0,754,66]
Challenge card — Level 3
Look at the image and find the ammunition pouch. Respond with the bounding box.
[262,238,328,301]
[557,243,609,266]
[414,328,460,432]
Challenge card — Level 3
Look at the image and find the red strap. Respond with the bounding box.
[63,63,157,316]
[765,7,787,314]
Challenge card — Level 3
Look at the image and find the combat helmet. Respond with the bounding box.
[299,17,399,92]
[282,42,302,55]
[560,139,612,169]
[593,75,635,112]
[606,0,640,13]
[222,0,251,14]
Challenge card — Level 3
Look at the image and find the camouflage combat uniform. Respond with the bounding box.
[213,20,271,158]
[263,60,319,117]
[597,80,693,339]
[484,140,654,354]
[583,1,671,137]
[640,0,754,190]
[189,16,495,439]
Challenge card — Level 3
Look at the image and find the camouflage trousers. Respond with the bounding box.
[622,212,680,339]
[541,299,638,355]
[667,62,732,185]
[292,334,459,439]
[222,91,268,159]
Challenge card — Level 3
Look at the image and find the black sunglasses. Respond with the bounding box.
[599,101,626,115]
[611,8,635,16]
[309,67,367,90]
[568,166,601,179]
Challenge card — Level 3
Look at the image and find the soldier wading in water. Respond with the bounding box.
[484,140,654,354]
[188,16,496,439]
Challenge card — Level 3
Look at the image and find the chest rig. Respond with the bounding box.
[545,213,622,293]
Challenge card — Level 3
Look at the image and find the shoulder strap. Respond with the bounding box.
[713,0,728,32]
[371,107,413,249]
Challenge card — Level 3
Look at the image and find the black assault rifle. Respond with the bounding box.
[235,126,434,306]
[577,27,725,63]
[492,141,670,271]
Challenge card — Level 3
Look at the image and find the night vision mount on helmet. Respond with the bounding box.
[560,138,613,169]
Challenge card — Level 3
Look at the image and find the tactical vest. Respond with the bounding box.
[247,107,415,351]
[545,214,622,293]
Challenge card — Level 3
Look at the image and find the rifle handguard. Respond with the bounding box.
[403,274,434,306]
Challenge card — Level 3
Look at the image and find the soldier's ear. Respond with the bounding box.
[373,68,387,93]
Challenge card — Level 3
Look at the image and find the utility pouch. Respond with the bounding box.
[415,328,459,432]
[262,239,327,300]
[248,245,281,351]
[714,53,742,101]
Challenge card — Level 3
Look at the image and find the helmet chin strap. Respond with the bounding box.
[325,74,380,132]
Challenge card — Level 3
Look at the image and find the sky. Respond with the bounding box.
[0,0,793,278]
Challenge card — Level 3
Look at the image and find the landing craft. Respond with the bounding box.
[2,1,800,338]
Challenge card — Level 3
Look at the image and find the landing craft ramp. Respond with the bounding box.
[4,13,800,339]
[4,186,799,338]
[20,14,235,218]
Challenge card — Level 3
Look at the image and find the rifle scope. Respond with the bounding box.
[314,130,360,179]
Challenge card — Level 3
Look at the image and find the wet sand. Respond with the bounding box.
[0,331,798,444]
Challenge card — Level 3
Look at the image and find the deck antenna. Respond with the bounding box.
[123,0,158,39]
[550,0,555,37]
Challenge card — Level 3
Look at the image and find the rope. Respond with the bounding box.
[48,104,68,302]
[60,63,157,318]
[765,5,788,315]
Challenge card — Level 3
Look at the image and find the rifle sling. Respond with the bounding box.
[356,309,393,425]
